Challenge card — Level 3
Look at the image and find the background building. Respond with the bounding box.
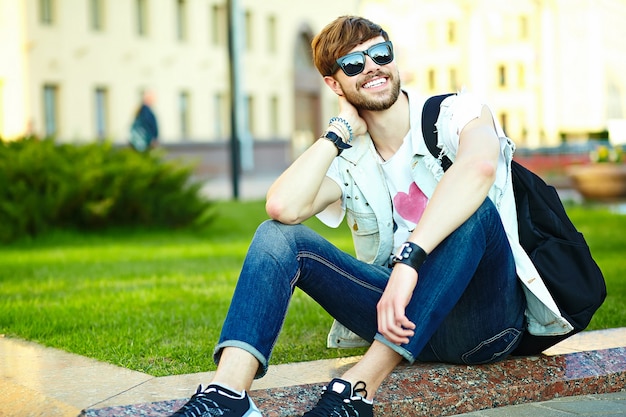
[0,0,359,176]
[364,0,626,148]
[2,0,626,177]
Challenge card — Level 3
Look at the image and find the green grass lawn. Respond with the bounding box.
[0,200,624,376]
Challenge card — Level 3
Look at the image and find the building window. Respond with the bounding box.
[90,0,105,31]
[40,0,54,25]
[211,4,226,46]
[179,91,190,138]
[449,67,457,91]
[498,65,507,88]
[270,95,279,136]
[244,10,253,50]
[427,69,436,91]
[94,87,108,140]
[499,112,508,134]
[176,0,188,41]
[267,15,277,54]
[136,0,148,36]
[447,21,456,44]
[43,84,59,138]
[294,32,313,69]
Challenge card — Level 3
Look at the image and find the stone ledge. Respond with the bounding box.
[82,347,626,416]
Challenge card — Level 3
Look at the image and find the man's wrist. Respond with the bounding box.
[392,242,428,272]
[321,130,351,155]
[329,117,354,143]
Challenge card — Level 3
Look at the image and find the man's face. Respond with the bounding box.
[334,36,401,111]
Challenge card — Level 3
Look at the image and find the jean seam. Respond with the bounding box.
[297,250,384,294]
[460,327,523,364]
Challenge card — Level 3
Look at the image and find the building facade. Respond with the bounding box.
[3,0,626,157]
[363,0,626,148]
[0,0,357,151]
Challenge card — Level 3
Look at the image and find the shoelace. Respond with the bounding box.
[308,381,368,417]
[311,388,356,417]
[352,381,368,400]
[173,385,223,416]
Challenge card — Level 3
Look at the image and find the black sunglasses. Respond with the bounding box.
[331,41,394,77]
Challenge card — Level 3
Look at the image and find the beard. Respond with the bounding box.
[343,69,402,111]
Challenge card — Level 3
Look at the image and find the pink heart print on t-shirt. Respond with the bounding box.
[393,182,428,224]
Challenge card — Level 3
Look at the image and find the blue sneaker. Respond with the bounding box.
[168,384,262,417]
[302,378,373,417]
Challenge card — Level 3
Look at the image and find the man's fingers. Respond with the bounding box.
[379,309,415,344]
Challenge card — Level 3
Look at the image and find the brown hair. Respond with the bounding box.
[311,16,389,77]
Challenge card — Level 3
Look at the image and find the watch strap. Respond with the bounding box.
[323,130,352,155]
[392,241,428,272]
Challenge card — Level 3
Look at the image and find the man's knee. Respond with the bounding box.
[252,220,313,253]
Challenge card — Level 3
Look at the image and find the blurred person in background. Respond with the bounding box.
[129,90,159,152]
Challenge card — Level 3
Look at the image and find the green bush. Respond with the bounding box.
[0,138,214,242]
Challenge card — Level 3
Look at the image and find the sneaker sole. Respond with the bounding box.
[243,407,262,417]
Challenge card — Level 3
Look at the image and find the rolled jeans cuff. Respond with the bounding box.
[213,340,269,379]
[374,333,416,364]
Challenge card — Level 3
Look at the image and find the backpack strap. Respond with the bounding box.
[421,93,455,171]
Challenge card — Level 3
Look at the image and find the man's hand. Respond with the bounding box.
[336,96,368,138]
[376,263,417,345]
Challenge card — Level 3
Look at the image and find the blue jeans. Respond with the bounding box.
[214,199,526,378]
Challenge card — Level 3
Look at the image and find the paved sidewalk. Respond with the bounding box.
[200,173,593,205]
[454,392,626,416]
[1,329,624,416]
[199,173,278,201]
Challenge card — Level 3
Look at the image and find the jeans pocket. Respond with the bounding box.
[461,327,522,365]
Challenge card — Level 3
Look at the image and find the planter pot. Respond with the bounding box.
[567,163,626,201]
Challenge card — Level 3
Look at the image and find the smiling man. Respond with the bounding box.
[167,15,568,417]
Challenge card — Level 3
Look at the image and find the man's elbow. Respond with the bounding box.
[476,158,497,182]
[457,156,497,186]
[265,198,302,225]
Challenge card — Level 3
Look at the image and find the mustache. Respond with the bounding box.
[361,70,391,82]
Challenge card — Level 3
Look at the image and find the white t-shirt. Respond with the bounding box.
[324,92,489,253]
[377,136,430,250]
[324,91,490,252]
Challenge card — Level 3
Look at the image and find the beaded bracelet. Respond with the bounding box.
[328,121,350,144]
[329,117,353,143]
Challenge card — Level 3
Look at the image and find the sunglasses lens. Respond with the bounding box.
[370,43,393,65]
[335,41,394,77]
[339,54,365,77]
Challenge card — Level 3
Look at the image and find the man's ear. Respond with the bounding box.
[323,76,344,96]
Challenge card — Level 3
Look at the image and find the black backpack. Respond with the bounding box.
[421,93,606,354]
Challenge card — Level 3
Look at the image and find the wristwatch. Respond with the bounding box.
[322,131,352,155]
[392,242,428,272]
